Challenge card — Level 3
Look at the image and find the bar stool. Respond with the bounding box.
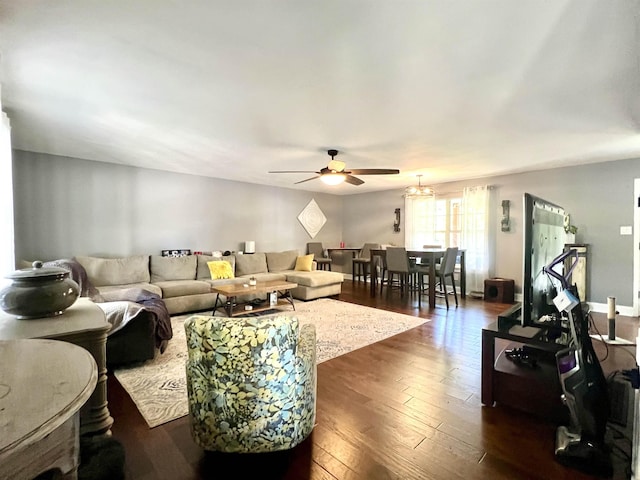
[352,243,379,281]
[307,242,332,271]
[382,247,427,303]
[435,247,459,308]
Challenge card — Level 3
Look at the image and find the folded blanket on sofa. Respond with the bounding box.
[97,300,147,335]
[43,258,173,353]
[99,287,173,352]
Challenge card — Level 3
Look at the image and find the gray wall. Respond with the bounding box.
[12,150,343,260]
[342,158,640,306]
[11,150,639,306]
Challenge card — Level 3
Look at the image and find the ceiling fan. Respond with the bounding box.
[269,149,400,186]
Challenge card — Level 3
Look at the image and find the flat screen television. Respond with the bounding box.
[521,194,611,475]
[522,193,567,327]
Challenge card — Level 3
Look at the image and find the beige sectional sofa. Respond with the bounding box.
[76,250,344,315]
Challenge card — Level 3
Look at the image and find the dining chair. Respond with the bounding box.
[382,247,426,300]
[377,250,388,294]
[378,249,390,294]
[306,242,332,271]
[435,247,459,309]
[416,245,442,267]
[352,243,380,281]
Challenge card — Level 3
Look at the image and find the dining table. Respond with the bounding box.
[369,248,466,308]
[325,247,363,272]
[326,247,362,258]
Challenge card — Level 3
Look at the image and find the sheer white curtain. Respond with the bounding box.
[404,195,437,249]
[1,88,15,286]
[461,185,489,295]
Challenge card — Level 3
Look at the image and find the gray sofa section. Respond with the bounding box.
[75,251,344,315]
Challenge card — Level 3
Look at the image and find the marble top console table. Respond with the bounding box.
[0,298,113,436]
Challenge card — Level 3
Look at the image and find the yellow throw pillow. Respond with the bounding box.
[295,254,314,272]
[207,260,234,279]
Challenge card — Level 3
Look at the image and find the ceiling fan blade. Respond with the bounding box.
[294,176,321,184]
[347,169,400,175]
[344,175,364,186]
[269,170,318,173]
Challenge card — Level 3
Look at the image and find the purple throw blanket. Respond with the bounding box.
[43,258,102,299]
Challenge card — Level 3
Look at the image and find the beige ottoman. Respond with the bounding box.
[285,271,344,301]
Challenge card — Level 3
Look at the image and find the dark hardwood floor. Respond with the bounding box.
[107,280,639,479]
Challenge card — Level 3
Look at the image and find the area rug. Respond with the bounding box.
[113,298,428,428]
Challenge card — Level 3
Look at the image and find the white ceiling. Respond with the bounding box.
[1,1,639,195]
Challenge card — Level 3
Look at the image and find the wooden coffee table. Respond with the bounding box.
[212,280,298,317]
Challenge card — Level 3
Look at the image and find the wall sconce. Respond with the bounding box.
[501,200,510,232]
[393,208,401,233]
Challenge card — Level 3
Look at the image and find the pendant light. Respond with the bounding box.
[404,174,434,196]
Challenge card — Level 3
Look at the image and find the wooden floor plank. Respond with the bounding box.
[107,280,638,479]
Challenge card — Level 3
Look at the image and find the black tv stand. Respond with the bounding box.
[497,302,522,329]
[482,320,570,423]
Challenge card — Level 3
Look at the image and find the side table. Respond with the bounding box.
[483,278,515,303]
[0,298,113,436]
[482,321,568,423]
[0,339,97,479]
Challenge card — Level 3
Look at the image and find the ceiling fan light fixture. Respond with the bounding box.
[321,172,346,185]
[269,148,398,186]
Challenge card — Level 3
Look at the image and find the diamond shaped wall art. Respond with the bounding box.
[298,199,326,238]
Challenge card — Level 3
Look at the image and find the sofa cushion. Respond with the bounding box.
[96,283,163,298]
[150,255,197,282]
[197,255,235,280]
[205,278,247,288]
[76,255,150,287]
[163,294,218,316]
[153,280,212,298]
[208,260,234,279]
[294,254,314,272]
[265,250,298,272]
[242,272,288,283]
[234,252,268,277]
[284,271,344,287]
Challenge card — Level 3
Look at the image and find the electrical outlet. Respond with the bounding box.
[620,225,632,235]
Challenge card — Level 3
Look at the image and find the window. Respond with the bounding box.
[434,197,462,248]
[404,195,461,249]
[405,186,491,295]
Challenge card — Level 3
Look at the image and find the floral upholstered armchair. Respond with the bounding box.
[184,314,317,453]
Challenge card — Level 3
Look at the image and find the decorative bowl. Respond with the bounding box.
[0,261,80,319]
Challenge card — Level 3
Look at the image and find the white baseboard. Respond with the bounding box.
[589,334,636,346]
[587,301,636,318]
[507,295,637,318]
